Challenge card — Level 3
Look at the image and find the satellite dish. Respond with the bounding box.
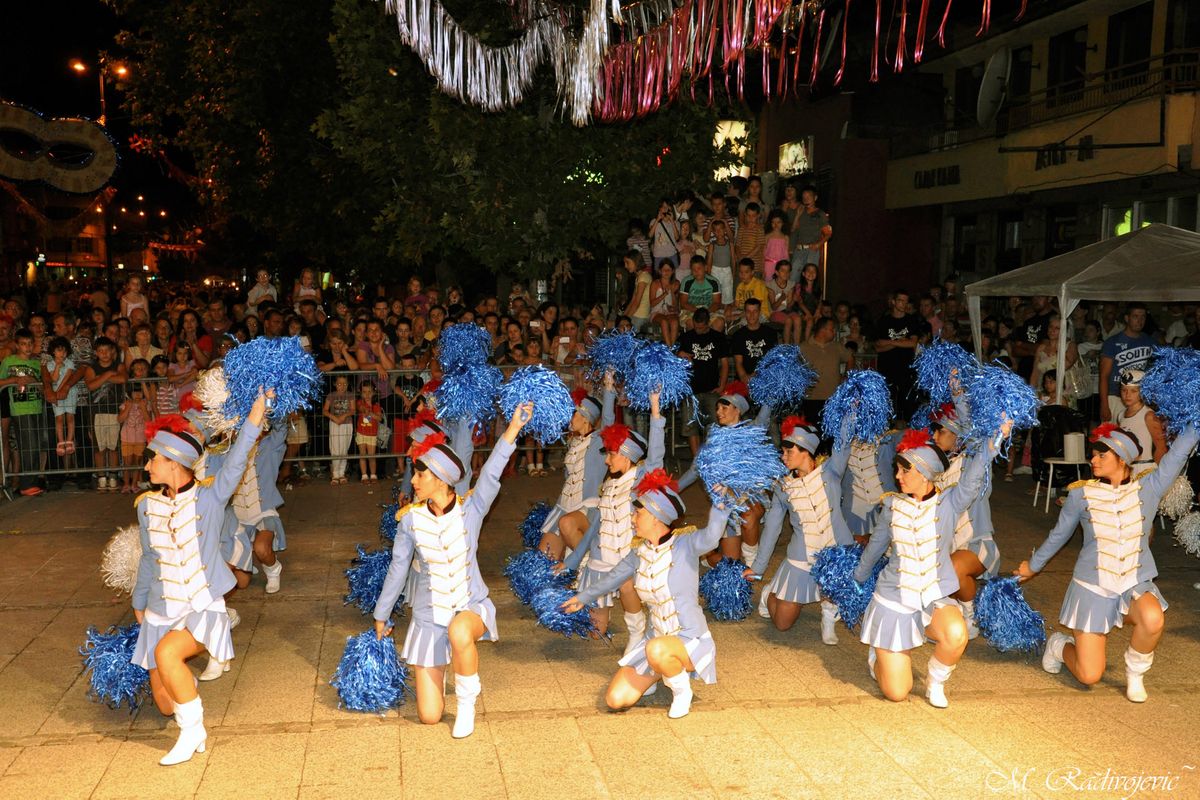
[819,9,845,72]
[976,47,1011,127]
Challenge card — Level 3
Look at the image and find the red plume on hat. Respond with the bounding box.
[570,387,589,406]
[422,379,441,394]
[411,431,446,460]
[600,423,631,453]
[898,428,932,453]
[637,468,678,497]
[722,380,749,398]
[412,407,437,426]
[932,402,956,423]
[1089,422,1120,443]
[781,415,809,437]
[145,413,191,443]
[179,392,203,413]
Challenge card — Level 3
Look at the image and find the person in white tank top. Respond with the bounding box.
[1115,369,1166,463]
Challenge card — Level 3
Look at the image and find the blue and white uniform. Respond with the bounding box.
[751,444,853,604]
[1029,426,1198,634]
[936,449,1000,577]
[840,431,900,536]
[372,437,516,667]
[563,417,667,607]
[854,444,995,652]
[230,421,288,551]
[131,418,260,669]
[541,389,615,536]
[575,506,732,683]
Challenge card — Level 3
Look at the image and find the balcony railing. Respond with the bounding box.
[889,49,1200,158]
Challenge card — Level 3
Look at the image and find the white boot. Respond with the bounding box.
[1124,647,1154,703]
[160,697,206,766]
[198,657,230,682]
[960,600,980,640]
[925,655,956,709]
[451,673,481,739]
[262,560,283,594]
[757,589,771,619]
[623,611,647,658]
[1042,631,1072,674]
[820,600,840,646]
[867,648,877,680]
[740,543,758,572]
[663,671,693,719]
[227,607,240,629]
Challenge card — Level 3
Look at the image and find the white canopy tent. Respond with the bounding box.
[965,224,1200,404]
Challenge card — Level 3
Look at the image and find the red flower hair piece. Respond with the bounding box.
[897,428,932,453]
[600,423,631,453]
[412,407,437,427]
[422,379,441,394]
[722,380,749,398]
[781,415,809,437]
[1089,422,1120,443]
[932,402,956,422]
[570,387,589,406]
[179,392,203,413]
[411,431,446,460]
[637,468,679,497]
[145,413,191,443]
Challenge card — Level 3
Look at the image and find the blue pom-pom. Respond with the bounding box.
[699,557,753,621]
[436,364,502,426]
[499,365,574,445]
[1140,346,1200,436]
[973,577,1046,654]
[330,631,412,713]
[79,623,150,712]
[344,545,402,616]
[694,423,786,513]
[626,341,693,411]
[914,339,979,408]
[964,363,1040,445]
[531,586,599,639]
[504,548,575,606]
[221,336,321,422]
[520,501,552,549]
[749,345,817,411]
[583,330,642,384]
[811,545,887,631]
[438,323,493,372]
[820,370,894,449]
[379,502,399,543]
[909,402,934,431]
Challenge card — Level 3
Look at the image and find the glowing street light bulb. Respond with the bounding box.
[70,60,87,73]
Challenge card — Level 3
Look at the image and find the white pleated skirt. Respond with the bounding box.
[400,599,497,668]
[859,594,954,652]
[132,605,233,670]
[955,537,1000,578]
[763,559,822,605]
[619,630,717,684]
[1059,579,1167,635]
[577,564,621,608]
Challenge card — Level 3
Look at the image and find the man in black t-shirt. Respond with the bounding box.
[729,298,778,382]
[874,290,928,421]
[1010,295,1054,380]
[678,308,729,455]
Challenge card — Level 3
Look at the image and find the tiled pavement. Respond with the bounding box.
[1,470,1198,799]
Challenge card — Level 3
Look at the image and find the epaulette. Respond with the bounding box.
[1133,464,1157,482]
[674,524,698,536]
[1066,478,1093,491]
[395,502,421,521]
[133,490,156,509]
[198,476,215,487]
[815,454,829,466]
[878,491,901,502]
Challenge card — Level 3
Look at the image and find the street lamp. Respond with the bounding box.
[68,56,128,127]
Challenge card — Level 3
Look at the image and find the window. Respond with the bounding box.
[1103,205,1133,238]
[1165,0,1200,82]
[1171,195,1198,231]
[73,237,97,255]
[1105,3,1153,84]
[954,64,984,127]
[1047,27,1088,107]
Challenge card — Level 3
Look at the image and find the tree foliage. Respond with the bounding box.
[110,0,748,282]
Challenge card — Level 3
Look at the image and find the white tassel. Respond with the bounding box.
[194,365,239,439]
[1174,511,1200,557]
[100,525,142,594]
[1159,475,1195,521]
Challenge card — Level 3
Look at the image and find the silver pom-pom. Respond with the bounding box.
[100,525,143,594]
[193,366,238,439]
[1159,475,1195,521]
[1174,512,1200,558]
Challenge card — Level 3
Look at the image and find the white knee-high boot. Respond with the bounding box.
[663,671,693,719]
[198,656,230,681]
[263,559,283,594]
[1124,647,1154,703]
[452,673,481,739]
[160,696,206,766]
[819,600,840,646]
[959,599,979,640]
[1042,631,1073,674]
[623,611,647,658]
[925,655,956,709]
[740,543,758,570]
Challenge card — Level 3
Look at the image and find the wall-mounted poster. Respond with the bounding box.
[778,137,814,177]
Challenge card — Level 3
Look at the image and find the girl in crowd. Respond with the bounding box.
[536,379,615,561]
[648,261,680,347]
[790,263,822,342]
[855,422,1008,708]
[563,392,665,655]
[746,416,851,643]
[563,471,733,718]
[355,380,383,483]
[290,267,323,314]
[763,211,790,283]
[131,391,269,765]
[767,262,797,344]
[373,402,533,738]
[1018,421,1198,702]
